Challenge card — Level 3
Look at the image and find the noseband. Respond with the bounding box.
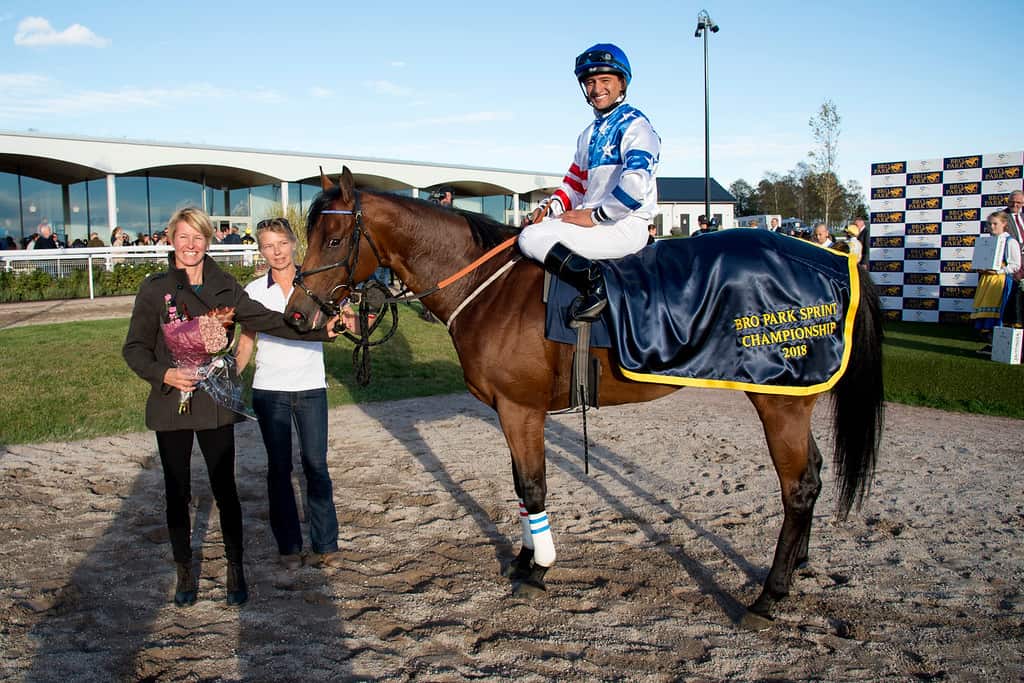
[292,191,385,318]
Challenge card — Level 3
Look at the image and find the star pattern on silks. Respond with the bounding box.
[601,141,616,159]
[645,155,658,172]
[598,120,611,135]
[619,110,637,123]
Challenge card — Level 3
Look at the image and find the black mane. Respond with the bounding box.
[307,187,519,250]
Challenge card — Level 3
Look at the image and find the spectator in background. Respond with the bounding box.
[222,226,243,245]
[111,226,131,247]
[812,222,833,248]
[241,228,256,245]
[646,223,657,246]
[1,235,17,250]
[693,215,712,236]
[431,186,454,208]
[768,217,780,232]
[1004,190,1024,244]
[844,224,863,264]
[87,232,105,247]
[972,211,1020,353]
[34,223,58,250]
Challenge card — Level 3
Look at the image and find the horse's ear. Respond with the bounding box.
[320,166,336,192]
[339,166,355,204]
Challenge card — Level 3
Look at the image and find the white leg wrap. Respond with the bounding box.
[518,500,533,550]
[528,510,556,567]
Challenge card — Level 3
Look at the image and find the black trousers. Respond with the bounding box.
[155,426,243,564]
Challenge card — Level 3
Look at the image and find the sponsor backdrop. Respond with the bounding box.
[869,151,1023,323]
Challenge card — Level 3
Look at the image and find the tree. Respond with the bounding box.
[729,179,756,216]
[808,99,842,228]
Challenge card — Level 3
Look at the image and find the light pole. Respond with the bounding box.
[695,9,719,228]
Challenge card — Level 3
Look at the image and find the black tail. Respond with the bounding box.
[831,274,885,517]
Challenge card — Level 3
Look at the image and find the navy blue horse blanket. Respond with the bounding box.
[545,230,859,396]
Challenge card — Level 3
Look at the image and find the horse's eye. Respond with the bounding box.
[328,239,341,248]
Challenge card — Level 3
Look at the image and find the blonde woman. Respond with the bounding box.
[970,211,1021,353]
[123,207,338,608]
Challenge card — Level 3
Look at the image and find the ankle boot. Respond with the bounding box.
[543,242,607,322]
[173,562,197,607]
[226,562,248,606]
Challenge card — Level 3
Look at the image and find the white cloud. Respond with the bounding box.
[309,86,333,98]
[0,79,283,118]
[13,16,110,48]
[394,111,514,128]
[365,79,413,97]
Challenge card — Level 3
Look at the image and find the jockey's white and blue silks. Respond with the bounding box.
[544,231,860,396]
[518,102,660,261]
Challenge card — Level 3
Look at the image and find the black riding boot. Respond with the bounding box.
[543,242,607,322]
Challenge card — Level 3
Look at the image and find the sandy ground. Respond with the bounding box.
[0,296,137,330]
[1,380,1023,681]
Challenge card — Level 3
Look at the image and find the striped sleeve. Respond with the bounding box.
[593,117,660,223]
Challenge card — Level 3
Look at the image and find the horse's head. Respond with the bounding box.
[286,166,382,332]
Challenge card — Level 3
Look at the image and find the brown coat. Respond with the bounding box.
[123,253,330,432]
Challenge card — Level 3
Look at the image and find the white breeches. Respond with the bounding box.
[517,213,649,262]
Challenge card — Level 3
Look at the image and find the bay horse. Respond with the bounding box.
[285,167,884,629]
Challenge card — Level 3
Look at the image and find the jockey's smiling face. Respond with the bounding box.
[583,73,624,111]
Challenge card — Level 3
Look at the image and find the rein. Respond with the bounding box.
[294,190,519,383]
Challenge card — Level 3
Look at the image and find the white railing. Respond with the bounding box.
[0,245,262,299]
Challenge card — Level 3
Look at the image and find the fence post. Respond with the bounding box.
[88,254,95,300]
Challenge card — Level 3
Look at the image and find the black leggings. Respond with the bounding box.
[155,426,243,564]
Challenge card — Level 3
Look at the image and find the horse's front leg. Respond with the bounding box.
[496,398,553,598]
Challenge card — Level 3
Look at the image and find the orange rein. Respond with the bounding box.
[435,235,518,290]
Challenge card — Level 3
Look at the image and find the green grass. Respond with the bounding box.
[1,315,1021,445]
[881,321,1024,418]
[0,304,465,445]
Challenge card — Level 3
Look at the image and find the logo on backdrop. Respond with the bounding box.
[941,235,976,247]
[870,236,905,248]
[904,272,939,285]
[872,161,906,175]
[983,166,1022,181]
[907,197,941,210]
[870,211,905,224]
[943,182,980,196]
[942,208,980,222]
[870,260,904,272]
[907,171,943,185]
[906,222,941,235]
[939,286,976,299]
[983,193,1011,208]
[905,248,940,260]
[871,186,906,200]
[944,155,982,170]
[941,260,973,273]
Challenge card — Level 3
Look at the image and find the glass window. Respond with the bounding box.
[229,188,250,217]
[250,184,280,223]
[87,178,108,235]
[150,178,203,232]
[67,182,89,245]
[114,176,149,241]
[481,195,507,223]
[206,187,229,216]
[0,172,20,241]
[20,176,62,238]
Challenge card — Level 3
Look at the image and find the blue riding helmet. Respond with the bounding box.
[574,43,632,85]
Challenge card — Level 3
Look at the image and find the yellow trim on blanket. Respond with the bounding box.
[618,253,862,396]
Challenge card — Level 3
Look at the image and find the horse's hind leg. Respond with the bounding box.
[745,393,821,627]
[496,399,554,597]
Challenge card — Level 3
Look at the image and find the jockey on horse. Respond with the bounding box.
[518,43,660,322]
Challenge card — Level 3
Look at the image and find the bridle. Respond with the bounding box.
[291,191,384,321]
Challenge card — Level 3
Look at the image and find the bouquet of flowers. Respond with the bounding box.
[161,294,255,419]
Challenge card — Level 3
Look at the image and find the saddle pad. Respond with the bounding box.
[544,272,613,348]
[598,230,859,395]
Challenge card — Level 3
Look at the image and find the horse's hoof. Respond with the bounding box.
[740,609,774,631]
[512,581,546,599]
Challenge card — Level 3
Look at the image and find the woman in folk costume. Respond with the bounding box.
[971,211,1021,353]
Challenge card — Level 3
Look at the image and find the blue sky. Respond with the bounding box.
[1,1,1020,196]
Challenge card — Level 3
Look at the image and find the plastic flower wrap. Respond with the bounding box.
[161,294,255,419]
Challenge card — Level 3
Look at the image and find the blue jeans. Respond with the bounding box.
[252,388,338,555]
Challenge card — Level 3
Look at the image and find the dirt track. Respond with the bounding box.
[1,386,1023,681]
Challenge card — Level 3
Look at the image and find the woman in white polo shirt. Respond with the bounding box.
[236,218,339,569]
